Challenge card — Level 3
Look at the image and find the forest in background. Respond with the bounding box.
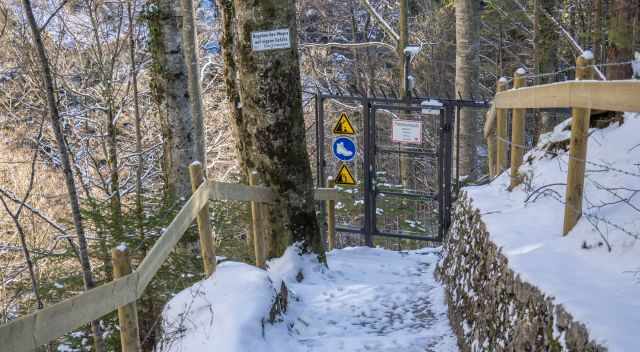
[0,0,638,350]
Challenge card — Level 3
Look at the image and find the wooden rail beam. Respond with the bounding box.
[495,80,640,112]
[0,179,338,352]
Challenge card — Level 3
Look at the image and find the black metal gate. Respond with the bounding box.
[315,93,489,246]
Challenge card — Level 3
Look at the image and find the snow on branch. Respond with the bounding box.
[359,0,400,44]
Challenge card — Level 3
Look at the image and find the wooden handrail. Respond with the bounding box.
[0,180,338,352]
[494,80,640,112]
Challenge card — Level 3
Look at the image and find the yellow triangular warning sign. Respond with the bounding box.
[333,112,356,135]
[335,164,356,186]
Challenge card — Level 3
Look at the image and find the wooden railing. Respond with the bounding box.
[484,54,640,235]
[0,162,338,352]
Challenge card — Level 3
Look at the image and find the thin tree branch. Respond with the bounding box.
[359,0,399,43]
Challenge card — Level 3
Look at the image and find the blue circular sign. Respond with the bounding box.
[332,137,357,162]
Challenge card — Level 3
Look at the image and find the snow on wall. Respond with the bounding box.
[438,193,606,351]
[440,113,640,351]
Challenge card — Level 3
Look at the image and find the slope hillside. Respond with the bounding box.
[465,113,640,350]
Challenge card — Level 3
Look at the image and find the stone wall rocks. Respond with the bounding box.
[437,192,606,352]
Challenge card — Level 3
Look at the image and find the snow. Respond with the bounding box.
[404,45,421,58]
[421,99,443,115]
[466,113,640,351]
[581,50,594,60]
[421,99,443,107]
[160,246,457,352]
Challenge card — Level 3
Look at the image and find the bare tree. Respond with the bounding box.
[19,0,105,350]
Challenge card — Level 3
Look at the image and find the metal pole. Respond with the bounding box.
[437,109,445,239]
[445,106,455,232]
[455,104,461,194]
[362,97,373,247]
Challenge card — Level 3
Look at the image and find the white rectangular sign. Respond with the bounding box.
[392,119,422,144]
[251,29,291,51]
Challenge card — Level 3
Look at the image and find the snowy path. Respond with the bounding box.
[280,247,458,351]
[161,247,458,352]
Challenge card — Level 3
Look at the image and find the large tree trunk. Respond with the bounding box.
[229,0,325,261]
[20,0,105,350]
[454,0,480,177]
[181,0,206,168]
[534,0,559,136]
[148,0,197,202]
[607,0,637,80]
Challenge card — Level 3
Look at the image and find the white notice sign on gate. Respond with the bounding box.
[392,120,422,144]
[251,29,291,51]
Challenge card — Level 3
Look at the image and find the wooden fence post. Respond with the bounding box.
[189,162,216,276]
[496,77,509,173]
[249,171,266,268]
[326,177,336,251]
[112,246,141,352]
[485,105,497,178]
[563,54,595,235]
[509,69,527,189]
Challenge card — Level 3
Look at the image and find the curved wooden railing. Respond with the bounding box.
[0,163,337,352]
[484,54,640,236]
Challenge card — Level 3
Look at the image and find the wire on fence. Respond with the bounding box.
[501,60,635,84]
[495,135,640,178]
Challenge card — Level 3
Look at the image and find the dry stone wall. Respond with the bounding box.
[437,192,606,352]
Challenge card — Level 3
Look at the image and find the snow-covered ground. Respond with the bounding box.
[467,113,640,351]
[160,246,458,352]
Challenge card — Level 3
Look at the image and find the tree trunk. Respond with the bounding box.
[592,0,603,63]
[607,0,637,79]
[454,0,480,177]
[181,0,206,167]
[20,0,105,350]
[148,0,197,202]
[535,0,559,136]
[128,0,145,251]
[229,0,326,261]
[214,0,250,179]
